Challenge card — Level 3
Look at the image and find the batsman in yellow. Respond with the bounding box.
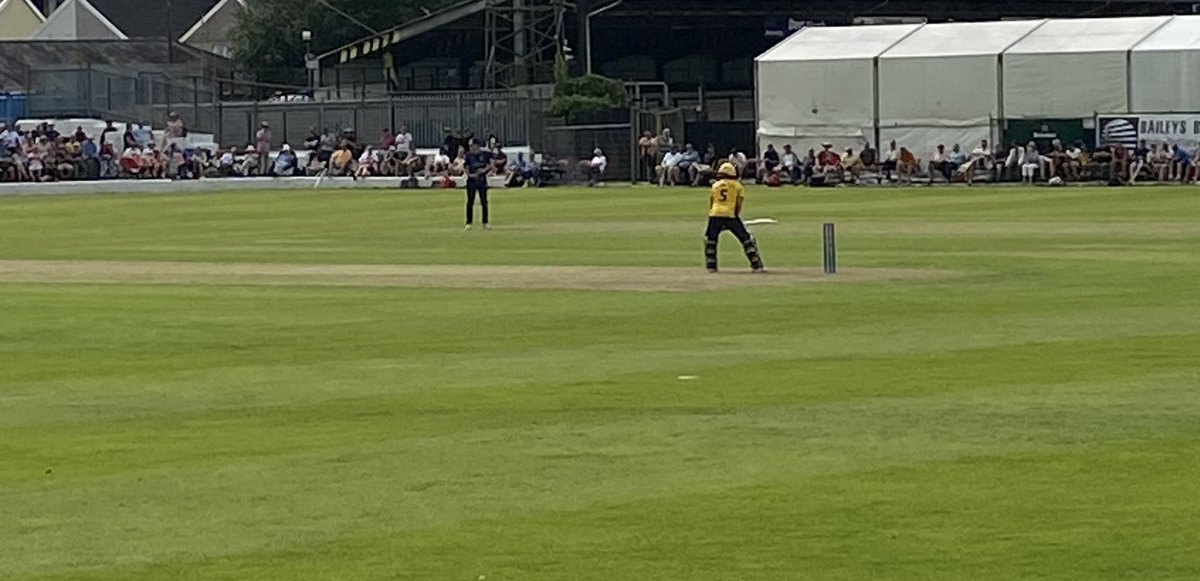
[705,162,765,273]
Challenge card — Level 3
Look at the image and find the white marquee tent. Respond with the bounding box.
[1002,16,1171,120]
[756,16,1200,155]
[877,20,1044,151]
[1130,15,1200,113]
[755,23,922,154]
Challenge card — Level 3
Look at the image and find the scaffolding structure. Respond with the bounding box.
[484,0,568,88]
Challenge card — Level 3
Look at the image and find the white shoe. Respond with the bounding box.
[483,224,492,230]
[464,224,473,231]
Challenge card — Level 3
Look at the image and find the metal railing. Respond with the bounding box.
[25,66,537,149]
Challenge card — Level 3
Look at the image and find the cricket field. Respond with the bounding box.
[2,184,1199,580]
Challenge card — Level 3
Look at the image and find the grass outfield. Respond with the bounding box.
[2,184,1200,580]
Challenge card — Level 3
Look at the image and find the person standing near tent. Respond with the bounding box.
[464,139,493,230]
[704,163,765,273]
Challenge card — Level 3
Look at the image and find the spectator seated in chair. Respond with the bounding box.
[119,147,143,178]
[0,146,17,181]
[397,149,422,177]
[857,142,880,179]
[581,148,608,186]
[895,147,919,184]
[757,144,780,183]
[946,144,968,182]
[691,143,718,186]
[236,146,260,177]
[1110,144,1130,183]
[779,144,802,184]
[217,149,237,177]
[1063,142,1084,181]
[449,150,467,177]
[330,145,355,176]
[657,145,682,186]
[305,151,327,176]
[727,148,751,179]
[141,144,166,179]
[1171,144,1195,183]
[506,153,541,188]
[427,150,450,177]
[354,148,377,179]
[674,143,700,185]
[1020,142,1041,184]
[491,145,509,176]
[961,139,992,185]
[929,144,951,182]
[273,144,299,176]
[816,142,843,183]
[1151,143,1171,182]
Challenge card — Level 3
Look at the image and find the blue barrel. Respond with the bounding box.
[0,92,28,124]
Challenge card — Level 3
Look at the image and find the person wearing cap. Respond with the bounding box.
[579,147,607,186]
[816,142,843,182]
[255,122,273,176]
[274,143,298,176]
[705,162,765,273]
[463,139,493,230]
[239,145,260,177]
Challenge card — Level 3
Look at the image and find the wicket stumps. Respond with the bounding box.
[823,222,837,274]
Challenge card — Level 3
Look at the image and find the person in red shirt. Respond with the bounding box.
[817,142,843,182]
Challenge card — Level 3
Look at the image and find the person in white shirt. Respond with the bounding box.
[880,140,899,182]
[1002,142,1022,181]
[1021,142,1041,184]
[963,139,992,185]
[355,148,376,179]
[929,144,949,182]
[657,145,683,186]
[1064,142,1084,181]
[393,125,413,156]
[780,144,800,183]
[428,151,451,176]
[1151,142,1172,182]
[0,123,18,150]
[582,148,607,186]
[727,148,749,177]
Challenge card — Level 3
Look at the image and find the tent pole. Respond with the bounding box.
[1128,16,1174,113]
[753,57,760,156]
[875,24,922,149]
[997,20,1046,150]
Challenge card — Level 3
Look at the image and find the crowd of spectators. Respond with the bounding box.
[6,116,1196,188]
[594,126,1197,188]
[748,136,1199,187]
[0,115,565,187]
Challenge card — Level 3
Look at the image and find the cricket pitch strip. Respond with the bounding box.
[0,260,954,292]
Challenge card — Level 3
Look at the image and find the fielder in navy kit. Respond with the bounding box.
[464,140,493,229]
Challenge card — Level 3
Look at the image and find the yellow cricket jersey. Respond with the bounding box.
[709,178,745,218]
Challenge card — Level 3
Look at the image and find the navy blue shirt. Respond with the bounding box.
[465,150,493,180]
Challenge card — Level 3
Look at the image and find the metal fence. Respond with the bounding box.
[541,108,686,183]
[26,66,222,134]
[25,66,535,150]
[218,93,532,149]
[544,123,633,182]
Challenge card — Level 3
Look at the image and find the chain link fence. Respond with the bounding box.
[218,93,531,149]
[25,66,535,150]
[539,108,686,183]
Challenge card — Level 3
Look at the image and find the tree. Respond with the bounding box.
[548,55,627,121]
[230,0,456,85]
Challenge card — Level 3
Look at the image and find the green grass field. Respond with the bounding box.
[3,184,1200,580]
